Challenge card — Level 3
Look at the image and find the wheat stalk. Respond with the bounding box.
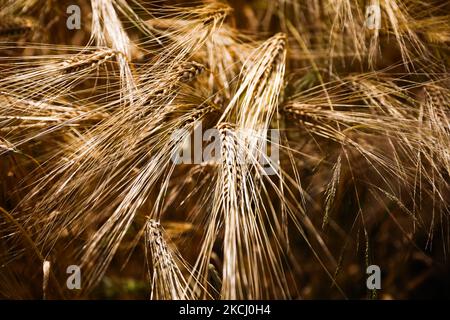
[145,219,197,300]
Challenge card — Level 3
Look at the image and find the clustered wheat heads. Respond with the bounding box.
[0,0,449,300]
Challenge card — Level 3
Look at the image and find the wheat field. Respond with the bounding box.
[0,0,449,299]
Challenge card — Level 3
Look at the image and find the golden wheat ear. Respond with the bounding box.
[138,3,232,68]
[185,33,308,299]
[0,91,104,150]
[145,219,198,300]
[90,0,138,96]
[217,124,293,299]
[0,46,127,106]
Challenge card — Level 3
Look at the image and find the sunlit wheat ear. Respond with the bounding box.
[134,3,233,106]
[217,123,244,299]
[140,2,231,71]
[424,83,450,109]
[0,91,103,149]
[322,154,342,229]
[129,5,232,116]
[220,32,286,201]
[145,219,197,300]
[143,3,232,47]
[90,0,137,97]
[0,47,126,147]
[91,0,131,57]
[59,48,122,74]
[139,61,206,108]
[189,34,295,299]
[220,32,286,128]
[0,47,124,104]
[214,124,297,300]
